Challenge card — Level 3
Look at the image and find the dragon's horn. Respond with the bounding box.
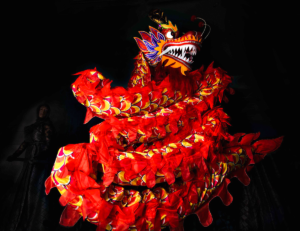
[148,9,167,25]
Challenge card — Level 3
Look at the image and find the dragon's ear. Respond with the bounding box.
[149,26,160,39]
[139,31,152,42]
[134,37,148,52]
[149,26,165,42]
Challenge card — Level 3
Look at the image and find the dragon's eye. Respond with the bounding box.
[166,31,174,39]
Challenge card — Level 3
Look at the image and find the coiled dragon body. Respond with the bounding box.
[45,10,282,231]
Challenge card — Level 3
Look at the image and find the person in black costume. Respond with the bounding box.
[4,104,54,231]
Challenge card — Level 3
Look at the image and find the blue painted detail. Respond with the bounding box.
[145,51,159,60]
[144,40,156,52]
[136,27,166,64]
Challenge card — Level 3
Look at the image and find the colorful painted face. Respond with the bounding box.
[134,20,202,75]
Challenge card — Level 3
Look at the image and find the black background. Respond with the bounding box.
[1,0,297,230]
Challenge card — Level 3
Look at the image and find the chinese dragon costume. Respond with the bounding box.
[45,9,283,231]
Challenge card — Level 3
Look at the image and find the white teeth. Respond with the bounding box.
[164,44,198,64]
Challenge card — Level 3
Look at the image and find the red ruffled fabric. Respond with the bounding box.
[46,62,283,231]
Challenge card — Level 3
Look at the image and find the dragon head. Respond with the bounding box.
[134,9,204,75]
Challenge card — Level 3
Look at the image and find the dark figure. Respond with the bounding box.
[4,104,54,231]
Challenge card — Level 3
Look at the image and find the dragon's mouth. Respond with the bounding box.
[161,42,201,69]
